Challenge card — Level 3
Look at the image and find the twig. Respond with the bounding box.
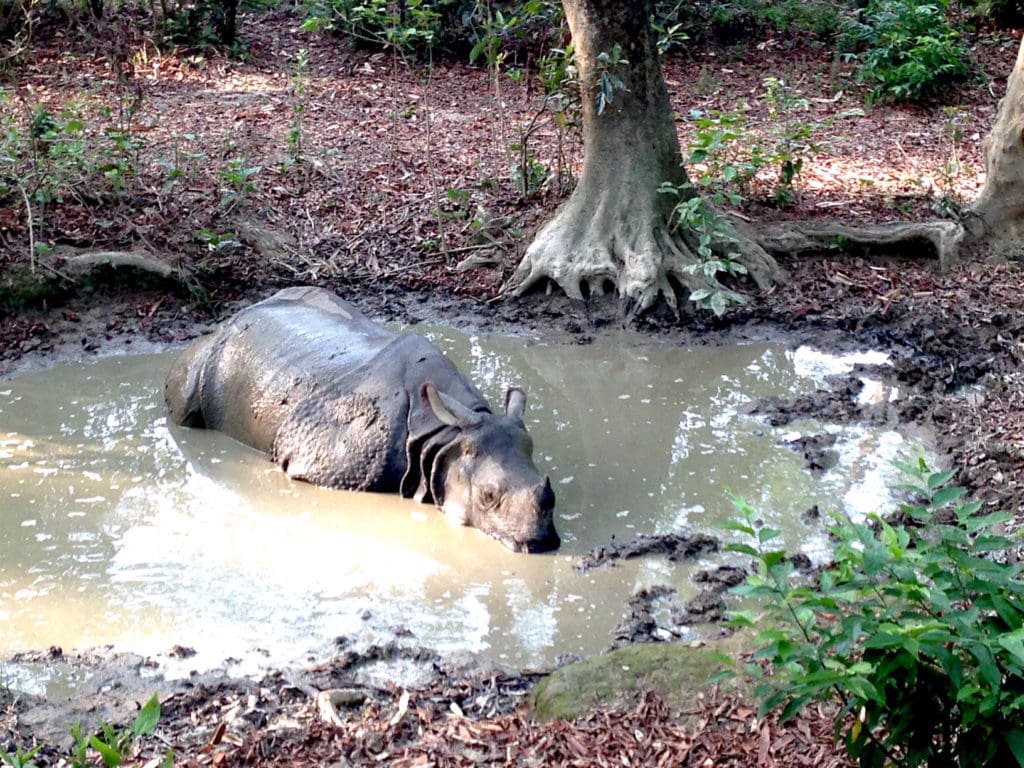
[37,259,74,284]
[429,243,498,257]
[423,48,449,262]
[374,256,445,280]
[17,182,35,273]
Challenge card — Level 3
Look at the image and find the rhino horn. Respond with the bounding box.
[504,387,526,423]
[422,382,483,429]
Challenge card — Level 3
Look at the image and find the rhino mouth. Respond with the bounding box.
[508,531,561,554]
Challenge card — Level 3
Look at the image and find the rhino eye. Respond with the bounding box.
[478,485,500,508]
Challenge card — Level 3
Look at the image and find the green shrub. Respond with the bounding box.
[300,0,563,58]
[684,77,826,206]
[965,0,1024,28]
[653,0,763,49]
[653,0,851,50]
[159,0,242,48]
[303,0,440,50]
[759,0,846,42]
[722,459,1024,768]
[843,0,972,103]
[0,0,32,42]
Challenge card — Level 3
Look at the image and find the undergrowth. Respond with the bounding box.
[719,459,1024,767]
[1,692,170,768]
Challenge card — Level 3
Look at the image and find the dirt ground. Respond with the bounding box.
[3,8,1024,766]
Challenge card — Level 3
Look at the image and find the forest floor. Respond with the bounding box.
[3,7,1024,766]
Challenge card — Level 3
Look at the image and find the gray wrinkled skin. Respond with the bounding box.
[165,287,559,553]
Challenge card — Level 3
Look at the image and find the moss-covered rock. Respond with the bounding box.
[531,640,749,722]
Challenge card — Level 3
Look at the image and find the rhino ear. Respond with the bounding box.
[422,382,482,429]
[505,387,526,423]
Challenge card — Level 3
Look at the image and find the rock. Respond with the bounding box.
[530,639,751,722]
[782,433,839,474]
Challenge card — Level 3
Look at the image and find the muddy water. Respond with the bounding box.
[0,330,927,682]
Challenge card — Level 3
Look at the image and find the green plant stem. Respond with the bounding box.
[763,537,903,767]
[17,182,34,273]
[422,48,448,262]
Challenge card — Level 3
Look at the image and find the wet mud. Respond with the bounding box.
[577,533,721,572]
[783,433,840,474]
[609,564,750,647]
[4,252,1024,761]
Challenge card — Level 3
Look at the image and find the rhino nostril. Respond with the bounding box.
[538,476,555,511]
[521,530,560,553]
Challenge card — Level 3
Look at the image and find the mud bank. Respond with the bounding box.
[2,251,1022,765]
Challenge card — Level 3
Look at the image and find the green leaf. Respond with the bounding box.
[724,542,760,558]
[962,509,1008,532]
[999,630,1024,667]
[709,292,728,317]
[930,485,966,508]
[956,500,985,520]
[956,684,980,702]
[969,643,1003,689]
[762,550,786,569]
[131,693,161,737]
[707,669,736,685]
[725,609,755,627]
[89,736,122,768]
[718,513,754,535]
[863,632,903,650]
[992,596,1024,630]
[844,677,882,704]
[779,695,811,723]
[927,468,956,489]
[1007,730,1024,767]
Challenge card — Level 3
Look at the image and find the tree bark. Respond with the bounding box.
[507,0,782,312]
[973,34,1024,252]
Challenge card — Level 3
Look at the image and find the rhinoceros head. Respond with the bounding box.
[417,382,559,554]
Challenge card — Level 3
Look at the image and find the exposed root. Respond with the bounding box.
[509,210,961,314]
[508,198,784,313]
[316,688,368,727]
[46,247,188,281]
[754,220,963,271]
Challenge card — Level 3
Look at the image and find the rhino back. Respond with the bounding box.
[273,332,490,493]
[170,286,491,495]
[194,289,397,452]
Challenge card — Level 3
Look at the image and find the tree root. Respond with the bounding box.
[753,220,963,271]
[315,688,368,727]
[507,198,784,313]
[48,248,185,280]
[508,212,962,314]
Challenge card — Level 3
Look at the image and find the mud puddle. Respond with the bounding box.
[0,327,930,693]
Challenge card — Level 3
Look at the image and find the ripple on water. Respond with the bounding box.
[0,335,933,680]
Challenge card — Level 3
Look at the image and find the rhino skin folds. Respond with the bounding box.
[165,286,559,553]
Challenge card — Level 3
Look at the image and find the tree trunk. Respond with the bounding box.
[973,34,1024,252]
[507,0,783,312]
[216,0,238,46]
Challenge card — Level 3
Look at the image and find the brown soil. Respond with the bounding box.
[2,10,1024,767]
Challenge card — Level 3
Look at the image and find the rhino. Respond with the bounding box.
[165,286,559,553]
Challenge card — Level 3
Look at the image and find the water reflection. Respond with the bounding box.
[0,333,930,675]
